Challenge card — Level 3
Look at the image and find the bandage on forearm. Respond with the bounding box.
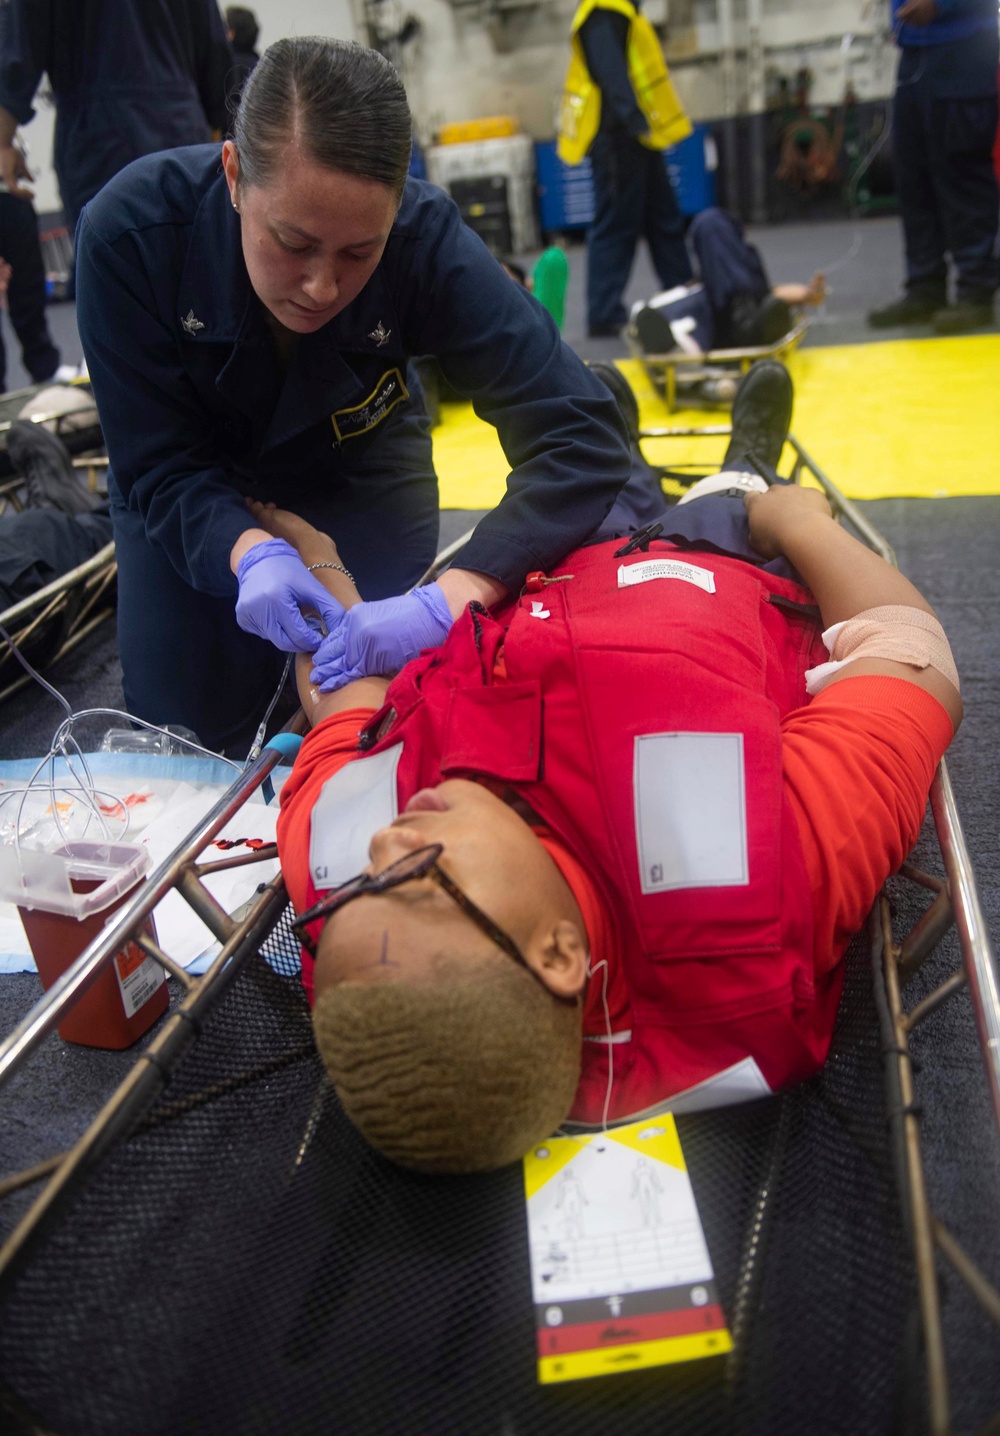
[805,605,959,696]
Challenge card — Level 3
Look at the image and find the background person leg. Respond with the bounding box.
[586,133,644,334]
[642,149,693,295]
[0,193,60,385]
[688,206,774,345]
[930,93,1000,330]
[870,57,947,326]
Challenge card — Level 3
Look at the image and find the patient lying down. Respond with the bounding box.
[260,490,961,1175]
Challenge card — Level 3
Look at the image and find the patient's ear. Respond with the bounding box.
[534,920,589,1000]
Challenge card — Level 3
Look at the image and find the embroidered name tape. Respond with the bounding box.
[618,559,716,594]
[332,368,408,442]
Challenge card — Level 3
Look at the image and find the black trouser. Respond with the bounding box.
[0,193,60,393]
[892,42,1000,304]
[687,206,791,346]
[587,132,692,330]
[593,448,798,583]
[0,506,112,609]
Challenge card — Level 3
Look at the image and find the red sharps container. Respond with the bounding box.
[0,841,168,1049]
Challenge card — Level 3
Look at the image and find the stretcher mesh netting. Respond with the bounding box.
[0,917,914,1436]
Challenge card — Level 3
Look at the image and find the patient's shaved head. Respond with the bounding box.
[308,778,590,1171]
[312,952,582,1173]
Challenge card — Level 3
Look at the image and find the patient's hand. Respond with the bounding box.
[246,500,348,573]
[244,502,390,723]
[744,483,832,561]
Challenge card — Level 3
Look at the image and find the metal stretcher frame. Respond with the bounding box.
[625,320,810,413]
[0,541,117,705]
[0,440,998,1434]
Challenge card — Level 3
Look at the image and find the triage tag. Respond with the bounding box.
[617,558,716,593]
[523,1116,731,1383]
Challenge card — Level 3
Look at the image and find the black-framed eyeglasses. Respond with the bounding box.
[292,843,533,976]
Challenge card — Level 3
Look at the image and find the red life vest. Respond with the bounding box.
[354,538,844,1124]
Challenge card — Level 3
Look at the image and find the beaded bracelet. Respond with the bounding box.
[307,561,355,583]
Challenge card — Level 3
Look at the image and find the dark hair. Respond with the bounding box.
[225,6,259,51]
[232,38,412,198]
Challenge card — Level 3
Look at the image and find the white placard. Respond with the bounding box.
[633,733,748,893]
[617,559,716,593]
[308,744,402,891]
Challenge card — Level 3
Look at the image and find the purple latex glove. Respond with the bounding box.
[235,538,347,653]
[310,582,453,691]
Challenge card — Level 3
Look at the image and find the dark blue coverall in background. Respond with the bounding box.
[0,0,232,230]
[75,146,632,750]
[631,207,791,355]
[580,5,692,335]
[0,191,60,391]
[872,0,999,329]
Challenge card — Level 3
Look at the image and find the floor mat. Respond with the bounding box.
[432,335,1000,507]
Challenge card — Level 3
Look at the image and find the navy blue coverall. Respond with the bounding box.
[890,0,1000,306]
[580,5,692,333]
[75,146,632,749]
[0,0,232,230]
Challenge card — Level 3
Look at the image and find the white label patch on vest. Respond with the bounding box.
[331,368,408,442]
[633,733,748,893]
[618,559,716,594]
[308,745,402,890]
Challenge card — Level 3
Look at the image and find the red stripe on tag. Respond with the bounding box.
[537,1304,727,1357]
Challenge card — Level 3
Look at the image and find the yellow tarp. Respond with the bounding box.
[432,335,1000,509]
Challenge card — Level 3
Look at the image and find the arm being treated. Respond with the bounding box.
[745,485,962,727]
[247,502,390,724]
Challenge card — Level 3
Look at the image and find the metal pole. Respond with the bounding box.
[746,0,767,224]
[931,762,1000,1138]
[717,0,741,213]
[0,743,285,1088]
[879,901,950,1435]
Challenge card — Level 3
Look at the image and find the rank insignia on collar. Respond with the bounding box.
[368,321,391,347]
[182,309,205,336]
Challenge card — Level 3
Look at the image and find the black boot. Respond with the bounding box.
[868,293,942,328]
[586,360,640,445]
[631,305,674,355]
[932,297,995,335]
[7,419,103,515]
[721,360,793,474]
[727,292,793,347]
